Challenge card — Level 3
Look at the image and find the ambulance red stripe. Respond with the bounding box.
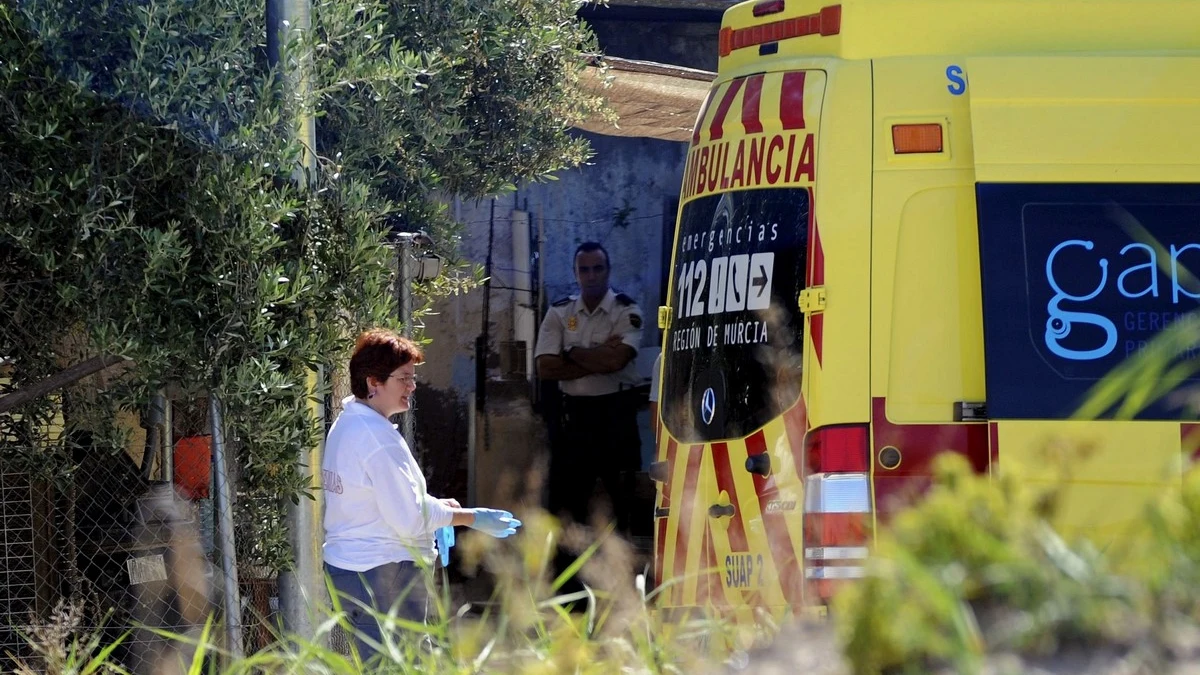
[708,78,745,142]
[661,437,678,508]
[872,397,989,513]
[691,88,719,146]
[699,523,722,605]
[784,399,808,481]
[746,430,803,604]
[654,521,667,588]
[741,74,765,134]
[654,438,679,588]
[780,71,807,130]
[1186,424,1200,461]
[671,444,704,605]
[806,198,825,364]
[711,441,750,552]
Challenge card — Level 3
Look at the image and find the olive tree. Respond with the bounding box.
[0,0,601,571]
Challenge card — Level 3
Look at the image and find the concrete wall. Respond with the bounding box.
[416,131,688,504]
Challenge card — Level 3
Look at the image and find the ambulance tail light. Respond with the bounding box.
[802,425,870,601]
[805,424,868,474]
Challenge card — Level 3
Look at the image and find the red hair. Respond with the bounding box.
[348,329,424,399]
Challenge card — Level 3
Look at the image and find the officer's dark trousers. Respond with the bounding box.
[549,391,641,533]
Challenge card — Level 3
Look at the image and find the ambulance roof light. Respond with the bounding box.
[720,4,842,58]
[753,0,786,16]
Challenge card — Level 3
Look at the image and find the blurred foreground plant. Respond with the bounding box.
[12,600,126,675]
[834,455,1145,674]
[23,508,753,674]
[40,464,1200,674]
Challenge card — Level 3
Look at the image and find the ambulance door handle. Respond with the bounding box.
[799,286,827,315]
[745,453,771,476]
[708,504,735,518]
[649,461,669,482]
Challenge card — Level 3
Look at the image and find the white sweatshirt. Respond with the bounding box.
[322,397,453,570]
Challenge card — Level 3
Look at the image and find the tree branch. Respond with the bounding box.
[0,355,131,414]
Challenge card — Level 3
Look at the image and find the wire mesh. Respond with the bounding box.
[0,393,224,673]
[0,280,437,668]
[0,470,38,665]
[0,298,243,672]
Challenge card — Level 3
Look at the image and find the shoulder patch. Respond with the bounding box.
[552,296,572,307]
[615,293,636,307]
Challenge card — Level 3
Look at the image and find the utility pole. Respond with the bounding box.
[267,0,324,643]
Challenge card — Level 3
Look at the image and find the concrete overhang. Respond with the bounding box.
[577,56,716,143]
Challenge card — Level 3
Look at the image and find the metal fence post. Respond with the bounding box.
[209,394,244,658]
[400,238,416,444]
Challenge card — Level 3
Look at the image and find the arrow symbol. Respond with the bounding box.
[752,265,768,295]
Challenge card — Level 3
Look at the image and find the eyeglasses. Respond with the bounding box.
[389,374,418,386]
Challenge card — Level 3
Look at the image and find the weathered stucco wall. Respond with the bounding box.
[414,13,717,509]
[416,131,688,503]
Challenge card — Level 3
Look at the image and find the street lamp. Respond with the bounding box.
[415,251,444,283]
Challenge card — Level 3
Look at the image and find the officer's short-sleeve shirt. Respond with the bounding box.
[535,288,643,397]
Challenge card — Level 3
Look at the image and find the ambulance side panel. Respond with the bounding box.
[868,56,989,515]
[968,56,1200,544]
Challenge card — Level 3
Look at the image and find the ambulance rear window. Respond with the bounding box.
[662,188,808,442]
[977,182,1200,420]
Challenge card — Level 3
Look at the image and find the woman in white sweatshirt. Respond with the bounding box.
[322,329,520,659]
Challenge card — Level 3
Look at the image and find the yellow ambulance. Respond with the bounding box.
[653,0,1200,619]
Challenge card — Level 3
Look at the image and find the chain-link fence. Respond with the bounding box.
[0,389,235,672]
[0,292,285,672]
[0,271,460,670]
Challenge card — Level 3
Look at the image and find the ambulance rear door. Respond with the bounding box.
[661,67,826,610]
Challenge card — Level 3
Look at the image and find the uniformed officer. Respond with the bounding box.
[535,241,644,533]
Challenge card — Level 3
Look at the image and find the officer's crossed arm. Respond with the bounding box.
[535,296,642,380]
[562,298,641,375]
[560,335,635,374]
[536,353,592,381]
[537,337,633,379]
[534,306,592,381]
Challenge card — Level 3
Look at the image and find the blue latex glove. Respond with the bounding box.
[435,526,455,567]
[469,509,522,538]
